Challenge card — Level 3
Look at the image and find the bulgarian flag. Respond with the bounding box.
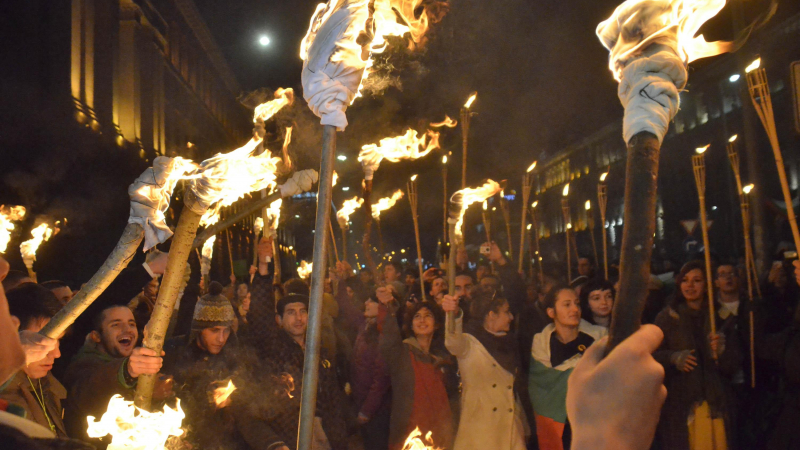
[528,320,607,450]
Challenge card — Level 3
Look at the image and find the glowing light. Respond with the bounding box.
[259,35,271,46]
[442,155,448,164]
[401,249,406,253]
[410,174,418,182]
[20,223,53,268]
[267,199,282,232]
[337,197,364,229]
[297,260,313,279]
[358,129,441,179]
[745,58,761,73]
[430,116,458,128]
[585,200,591,210]
[87,395,184,450]
[337,155,347,161]
[464,92,477,109]
[253,88,293,123]
[527,223,532,230]
[728,134,738,143]
[200,236,216,275]
[372,190,404,219]
[213,380,236,408]
[0,205,26,253]
[695,144,710,154]
[482,201,488,211]
[729,74,740,82]
[254,217,264,236]
[743,184,754,194]
[450,180,502,243]
[342,186,350,191]
[401,427,438,450]
[532,201,538,208]
[527,161,537,172]
[600,172,608,182]
[562,184,570,197]
[567,223,573,230]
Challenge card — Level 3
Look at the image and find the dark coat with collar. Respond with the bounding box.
[0,371,66,438]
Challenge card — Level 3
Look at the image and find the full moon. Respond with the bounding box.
[259,35,270,46]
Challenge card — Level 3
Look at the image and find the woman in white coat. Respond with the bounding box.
[442,285,529,450]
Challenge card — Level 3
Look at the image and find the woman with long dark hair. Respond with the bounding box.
[376,285,457,449]
[654,260,741,450]
[442,285,529,450]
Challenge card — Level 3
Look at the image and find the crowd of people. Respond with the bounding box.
[0,232,798,450]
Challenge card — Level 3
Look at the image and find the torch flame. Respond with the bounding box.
[253,88,294,123]
[562,184,570,197]
[200,235,216,275]
[743,184,754,194]
[482,201,488,211]
[532,201,538,208]
[267,199,283,232]
[695,144,709,154]
[728,134,738,143]
[442,155,448,164]
[20,223,53,267]
[337,197,364,228]
[745,57,760,73]
[254,217,264,236]
[430,115,458,128]
[87,395,184,450]
[527,161,537,172]
[464,92,477,109]
[585,200,592,210]
[527,223,532,230]
[213,380,237,408]
[372,190,404,219]
[402,427,441,450]
[193,138,282,227]
[600,172,609,182]
[297,260,313,279]
[449,180,502,243]
[597,0,743,81]
[0,205,26,253]
[358,129,441,179]
[332,171,339,187]
[277,372,295,399]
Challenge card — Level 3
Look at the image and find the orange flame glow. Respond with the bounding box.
[464,93,477,109]
[402,427,441,450]
[0,205,26,253]
[194,138,282,227]
[430,115,458,128]
[200,236,216,275]
[358,129,440,178]
[274,372,296,399]
[86,395,184,450]
[337,197,364,229]
[254,88,294,123]
[372,190,405,219]
[267,199,282,233]
[450,180,502,243]
[597,0,736,81]
[297,260,313,279]
[20,223,53,268]
[213,380,237,408]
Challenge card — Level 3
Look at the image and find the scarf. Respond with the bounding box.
[465,321,519,375]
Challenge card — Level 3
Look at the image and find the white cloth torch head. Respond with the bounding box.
[301,0,371,131]
[128,156,197,251]
[279,169,319,198]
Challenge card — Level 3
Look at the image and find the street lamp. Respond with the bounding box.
[259,35,271,46]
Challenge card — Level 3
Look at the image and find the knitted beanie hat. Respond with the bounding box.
[192,281,235,331]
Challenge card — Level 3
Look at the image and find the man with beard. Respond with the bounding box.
[241,241,349,450]
[62,305,164,445]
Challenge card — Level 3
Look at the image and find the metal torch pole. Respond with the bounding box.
[297,125,336,450]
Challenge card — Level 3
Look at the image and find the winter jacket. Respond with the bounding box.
[62,341,136,446]
[350,320,391,420]
[378,303,457,450]
[653,302,742,450]
[446,314,527,450]
[0,372,67,438]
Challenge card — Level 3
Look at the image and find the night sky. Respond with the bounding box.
[190,0,769,262]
